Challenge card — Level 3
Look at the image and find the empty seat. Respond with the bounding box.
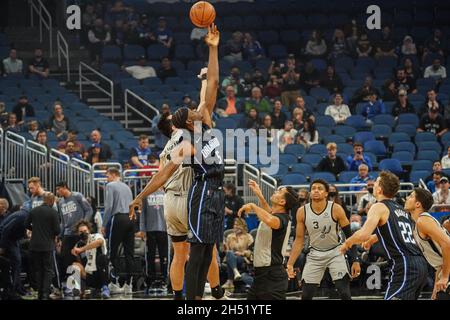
[308,144,328,156]
[364,140,387,157]
[393,141,416,155]
[353,131,375,144]
[378,159,403,175]
[281,173,307,186]
[338,171,358,183]
[411,160,433,171]
[392,151,414,165]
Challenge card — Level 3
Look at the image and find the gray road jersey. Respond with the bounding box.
[160,129,193,193]
[304,201,341,251]
[413,212,449,270]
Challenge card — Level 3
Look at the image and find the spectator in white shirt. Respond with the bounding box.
[277,120,297,153]
[125,56,156,80]
[3,49,23,75]
[325,93,351,124]
[442,146,450,169]
[295,118,319,149]
[424,58,447,86]
[357,180,376,216]
[433,176,450,205]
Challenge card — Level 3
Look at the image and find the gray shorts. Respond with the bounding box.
[301,246,349,284]
[164,191,188,238]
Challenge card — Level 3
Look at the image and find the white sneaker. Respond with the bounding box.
[122,283,133,296]
[108,282,124,295]
[222,280,234,289]
[204,282,211,295]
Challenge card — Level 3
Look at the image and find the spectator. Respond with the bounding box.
[346,142,373,171]
[65,141,83,160]
[264,75,282,101]
[2,49,23,75]
[125,56,156,80]
[106,0,132,25]
[27,120,39,140]
[4,113,22,133]
[325,93,351,124]
[295,118,319,149]
[357,180,376,216]
[223,31,244,64]
[394,67,417,94]
[249,69,266,91]
[351,76,379,106]
[68,220,110,299]
[153,16,173,50]
[425,161,450,184]
[157,57,177,81]
[329,29,350,61]
[401,35,417,56]
[420,89,445,115]
[191,27,208,60]
[317,142,347,178]
[139,190,168,289]
[86,144,108,165]
[320,65,343,94]
[433,177,450,205]
[87,130,112,160]
[243,32,264,63]
[0,102,7,126]
[136,14,153,48]
[81,4,97,48]
[35,130,49,149]
[47,102,70,141]
[130,135,152,169]
[349,164,374,192]
[403,57,421,80]
[423,29,446,62]
[304,30,327,58]
[260,115,275,143]
[442,146,450,169]
[88,19,111,67]
[102,168,134,293]
[221,67,245,97]
[241,107,260,130]
[270,100,287,130]
[12,96,35,125]
[350,214,363,232]
[151,104,171,151]
[57,130,85,155]
[417,105,448,137]
[0,198,9,226]
[224,183,244,231]
[291,106,304,131]
[222,218,254,290]
[244,87,272,114]
[293,96,313,121]
[217,85,244,117]
[25,192,60,300]
[382,79,398,102]
[28,48,50,78]
[328,184,350,219]
[277,120,297,153]
[424,58,447,86]
[302,61,321,93]
[356,32,372,57]
[360,91,386,123]
[427,172,443,194]
[392,89,415,118]
[374,26,397,59]
[280,56,301,107]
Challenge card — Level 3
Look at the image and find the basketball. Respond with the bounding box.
[189,1,216,28]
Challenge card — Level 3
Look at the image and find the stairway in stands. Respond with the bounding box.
[6,26,156,147]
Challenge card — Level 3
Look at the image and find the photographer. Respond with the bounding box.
[221,67,245,97]
[67,220,109,299]
[346,143,373,171]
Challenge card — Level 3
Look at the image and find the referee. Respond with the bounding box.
[102,168,134,291]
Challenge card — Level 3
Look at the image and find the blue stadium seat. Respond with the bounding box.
[308,144,328,156]
[334,126,356,140]
[392,151,414,166]
[417,141,442,154]
[279,154,298,165]
[336,143,354,156]
[409,170,432,184]
[415,132,437,144]
[372,114,395,128]
[264,15,286,29]
[243,16,264,30]
[175,44,196,61]
[215,118,237,130]
[102,45,122,62]
[364,140,387,157]
[223,16,243,31]
[310,87,330,103]
[335,56,354,73]
[290,163,313,175]
[258,31,280,46]
[280,29,301,46]
[311,172,337,183]
[345,115,367,130]
[411,160,433,171]
[120,78,140,91]
[372,124,392,139]
[281,173,307,186]
[353,131,375,144]
[338,171,358,183]
[124,45,145,61]
[301,153,323,169]
[284,144,306,157]
[393,141,416,155]
[398,113,420,127]
[388,132,411,146]
[317,126,332,138]
[315,115,335,128]
[378,159,403,175]
[395,124,417,137]
[416,150,440,162]
[268,44,287,60]
[147,44,169,61]
[322,135,346,145]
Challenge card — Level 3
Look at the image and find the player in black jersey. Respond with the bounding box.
[341,171,428,300]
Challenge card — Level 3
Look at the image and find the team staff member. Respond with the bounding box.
[238,180,298,300]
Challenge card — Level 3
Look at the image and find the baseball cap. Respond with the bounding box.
[440,177,449,183]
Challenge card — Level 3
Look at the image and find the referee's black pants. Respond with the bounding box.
[247,265,288,300]
[109,214,135,283]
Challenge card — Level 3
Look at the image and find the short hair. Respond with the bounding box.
[413,188,434,212]
[139,134,148,141]
[28,177,41,184]
[358,164,369,170]
[326,142,337,150]
[310,179,330,193]
[74,219,93,233]
[224,183,236,194]
[433,160,441,166]
[434,171,443,178]
[283,186,299,211]
[378,171,400,198]
[353,142,363,148]
[172,107,189,129]
[107,167,121,177]
[157,113,173,138]
[56,181,69,189]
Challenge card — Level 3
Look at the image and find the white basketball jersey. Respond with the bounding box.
[304,201,341,251]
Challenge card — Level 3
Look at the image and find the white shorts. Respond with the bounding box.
[301,246,350,284]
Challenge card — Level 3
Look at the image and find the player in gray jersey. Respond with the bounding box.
[287,179,361,300]
[23,177,55,211]
[404,188,450,299]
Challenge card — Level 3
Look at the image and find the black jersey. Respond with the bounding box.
[375,199,423,260]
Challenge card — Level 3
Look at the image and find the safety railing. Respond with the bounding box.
[69,158,93,199]
[224,159,238,188]
[4,131,27,182]
[57,31,71,82]
[123,168,158,200]
[29,0,53,57]
[49,149,70,192]
[92,163,123,209]
[25,140,50,189]
[124,89,159,129]
[243,163,260,204]
[79,62,115,119]
[260,172,278,205]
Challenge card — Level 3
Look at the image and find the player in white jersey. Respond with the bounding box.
[403,188,450,299]
[287,179,361,300]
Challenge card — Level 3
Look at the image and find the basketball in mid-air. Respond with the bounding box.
[190,1,216,28]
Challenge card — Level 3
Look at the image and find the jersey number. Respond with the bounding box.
[398,222,416,244]
[313,221,319,229]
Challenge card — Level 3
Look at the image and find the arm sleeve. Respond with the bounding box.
[80,194,93,221]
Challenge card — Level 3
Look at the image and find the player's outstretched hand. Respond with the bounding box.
[129,199,142,221]
[362,240,372,251]
[339,241,351,255]
[351,262,361,279]
[205,23,220,47]
[248,179,262,195]
[434,277,449,296]
[238,203,253,217]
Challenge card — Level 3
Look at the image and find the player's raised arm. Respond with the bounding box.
[203,24,220,116]
[248,179,272,213]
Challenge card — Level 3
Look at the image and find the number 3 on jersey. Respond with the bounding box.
[398,221,416,244]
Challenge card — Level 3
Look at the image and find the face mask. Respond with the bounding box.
[368,188,374,194]
[351,222,361,232]
[328,192,336,198]
[80,232,89,242]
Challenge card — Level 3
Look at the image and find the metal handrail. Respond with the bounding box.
[124,89,160,129]
[29,0,53,57]
[79,62,115,119]
[57,31,70,82]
